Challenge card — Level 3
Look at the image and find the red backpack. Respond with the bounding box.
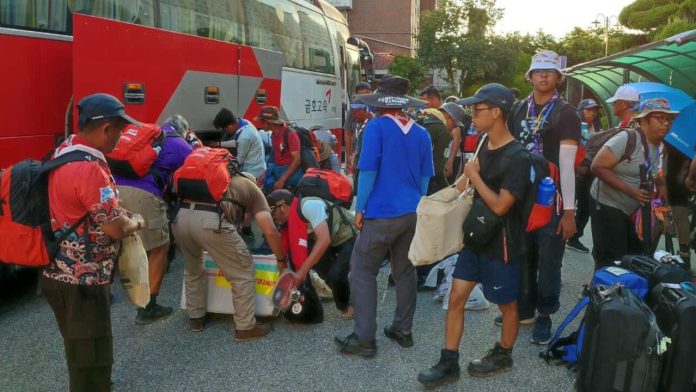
[295,168,353,208]
[173,147,233,203]
[107,123,163,178]
[0,151,97,267]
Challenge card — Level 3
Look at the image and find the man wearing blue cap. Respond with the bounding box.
[41,93,144,391]
[419,83,531,386]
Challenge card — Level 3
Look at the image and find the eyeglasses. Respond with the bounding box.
[649,114,675,124]
[531,69,557,76]
[472,106,495,117]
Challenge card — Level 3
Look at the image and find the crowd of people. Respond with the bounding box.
[38,48,690,391]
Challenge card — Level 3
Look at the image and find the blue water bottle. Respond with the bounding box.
[536,177,555,206]
[580,122,590,140]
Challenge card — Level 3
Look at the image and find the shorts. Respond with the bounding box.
[452,248,521,305]
[117,185,169,251]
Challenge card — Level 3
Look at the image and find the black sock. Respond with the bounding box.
[146,294,157,310]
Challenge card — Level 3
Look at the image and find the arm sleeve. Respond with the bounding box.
[560,144,578,210]
[355,170,377,212]
[236,132,252,164]
[420,177,430,195]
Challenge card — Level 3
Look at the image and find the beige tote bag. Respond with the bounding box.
[409,135,486,266]
[119,234,150,307]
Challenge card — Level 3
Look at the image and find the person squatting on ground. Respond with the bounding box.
[113,116,193,324]
[566,99,602,253]
[214,108,267,185]
[255,106,303,190]
[419,83,531,387]
[266,189,356,321]
[334,76,434,357]
[172,149,286,340]
[590,98,679,269]
[508,50,581,345]
[42,93,144,392]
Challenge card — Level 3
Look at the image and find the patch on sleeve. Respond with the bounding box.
[100,186,116,203]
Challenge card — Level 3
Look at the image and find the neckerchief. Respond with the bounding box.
[524,91,560,154]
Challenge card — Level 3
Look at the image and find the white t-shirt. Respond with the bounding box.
[300,198,328,229]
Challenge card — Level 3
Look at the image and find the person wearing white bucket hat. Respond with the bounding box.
[607,85,640,127]
[508,49,582,346]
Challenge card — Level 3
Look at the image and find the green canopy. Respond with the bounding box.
[565,30,696,125]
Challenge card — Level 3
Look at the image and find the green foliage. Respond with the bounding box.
[388,55,427,94]
[619,0,696,39]
[655,21,696,39]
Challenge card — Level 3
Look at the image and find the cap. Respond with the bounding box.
[578,99,599,111]
[266,189,294,210]
[77,93,139,128]
[526,49,565,81]
[456,83,515,114]
[254,106,285,125]
[633,98,679,119]
[606,85,640,103]
[439,102,469,128]
[355,82,372,93]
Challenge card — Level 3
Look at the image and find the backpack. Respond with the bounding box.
[284,126,320,170]
[0,151,98,267]
[541,266,649,366]
[499,142,560,233]
[106,123,165,178]
[581,127,638,168]
[173,147,234,203]
[295,168,356,241]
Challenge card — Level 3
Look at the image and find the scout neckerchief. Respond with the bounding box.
[524,91,560,155]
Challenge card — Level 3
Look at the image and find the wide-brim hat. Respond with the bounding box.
[353,75,426,109]
[439,102,469,128]
[254,106,285,125]
[633,98,679,119]
[525,49,565,81]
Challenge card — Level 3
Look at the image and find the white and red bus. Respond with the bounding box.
[0,0,373,169]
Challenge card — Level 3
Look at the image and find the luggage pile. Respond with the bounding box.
[542,255,695,392]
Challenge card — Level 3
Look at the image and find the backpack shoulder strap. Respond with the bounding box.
[543,296,589,357]
[42,150,98,172]
[620,128,638,163]
[549,99,570,129]
[508,100,526,131]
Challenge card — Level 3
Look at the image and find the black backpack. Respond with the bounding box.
[284,126,319,170]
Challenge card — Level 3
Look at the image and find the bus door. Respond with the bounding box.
[72,14,281,134]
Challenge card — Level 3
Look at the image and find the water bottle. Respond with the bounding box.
[580,122,590,140]
[536,177,555,206]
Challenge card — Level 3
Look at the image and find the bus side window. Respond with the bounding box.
[298,10,335,75]
[0,0,70,33]
[245,0,303,69]
[71,0,155,27]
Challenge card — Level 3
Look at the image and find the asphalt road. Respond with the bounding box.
[1,230,604,391]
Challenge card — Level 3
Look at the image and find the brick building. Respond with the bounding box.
[327,0,437,74]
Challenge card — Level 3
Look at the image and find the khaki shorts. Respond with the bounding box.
[117,185,169,251]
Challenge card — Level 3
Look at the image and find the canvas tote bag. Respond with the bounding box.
[409,135,487,266]
[119,233,150,307]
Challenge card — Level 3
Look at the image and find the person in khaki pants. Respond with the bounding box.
[172,175,286,341]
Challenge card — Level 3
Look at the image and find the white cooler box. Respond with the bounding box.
[180,253,280,317]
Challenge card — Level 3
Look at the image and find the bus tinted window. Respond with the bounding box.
[160,0,245,43]
[71,0,155,27]
[298,9,335,74]
[0,0,69,33]
[245,0,303,69]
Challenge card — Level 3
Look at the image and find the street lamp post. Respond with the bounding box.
[593,14,618,57]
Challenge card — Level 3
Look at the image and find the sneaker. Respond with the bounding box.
[135,304,173,325]
[235,322,271,342]
[530,316,553,345]
[566,238,589,253]
[467,342,513,378]
[494,315,535,327]
[417,349,461,388]
[384,325,414,348]
[334,332,377,358]
[189,316,206,332]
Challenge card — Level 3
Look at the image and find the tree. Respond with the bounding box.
[388,55,427,93]
[619,0,696,39]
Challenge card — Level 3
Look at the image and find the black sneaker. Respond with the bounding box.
[135,304,173,325]
[334,333,377,358]
[530,316,553,345]
[417,349,460,388]
[467,342,513,378]
[384,325,414,348]
[566,238,589,253]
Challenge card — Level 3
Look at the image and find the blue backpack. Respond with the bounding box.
[541,267,649,366]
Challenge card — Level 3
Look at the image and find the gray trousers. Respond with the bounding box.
[349,213,417,341]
